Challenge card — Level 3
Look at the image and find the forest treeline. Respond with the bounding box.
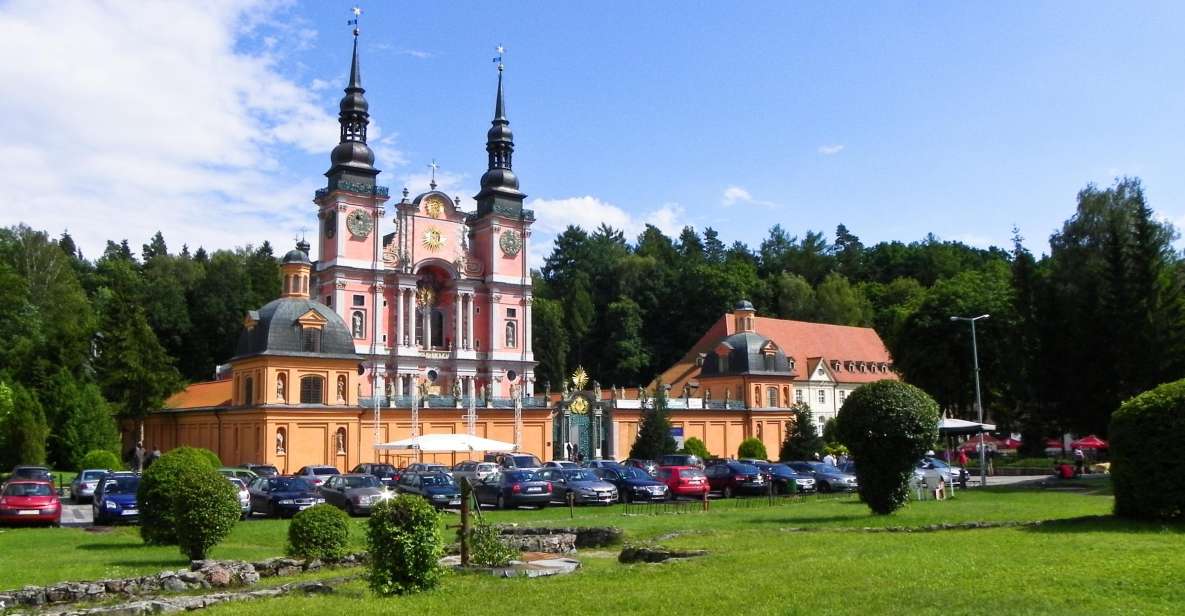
[2,177,1181,469]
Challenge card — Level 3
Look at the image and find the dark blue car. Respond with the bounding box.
[247,476,324,518]
[593,466,669,502]
[92,472,140,524]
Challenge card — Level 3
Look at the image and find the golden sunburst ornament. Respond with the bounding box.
[569,397,589,415]
[422,228,445,251]
[424,195,446,218]
[570,366,589,392]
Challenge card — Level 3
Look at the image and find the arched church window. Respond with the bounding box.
[352,311,365,339]
[300,376,324,404]
[244,376,254,406]
[505,321,517,348]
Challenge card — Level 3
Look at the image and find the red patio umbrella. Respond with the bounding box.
[998,438,1022,449]
[959,434,1000,451]
[1044,438,1063,449]
[1071,435,1108,449]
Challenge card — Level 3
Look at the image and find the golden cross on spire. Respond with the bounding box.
[493,44,505,72]
[348,6,362,36]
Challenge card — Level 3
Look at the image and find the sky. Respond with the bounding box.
[3,1,1184,266]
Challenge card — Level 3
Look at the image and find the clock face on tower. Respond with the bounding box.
[346,209,372,238]
[423,195,446,219]
[500,229,522,257]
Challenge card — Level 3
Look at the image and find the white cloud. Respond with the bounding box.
[525,196,689,268]
[398,49,434,60]
[0,0,373,257]
[818,144,845,155]
[721,185,778,208]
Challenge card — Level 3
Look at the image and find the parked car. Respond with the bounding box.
[620,459,660,476]
[581,459,625,470]
[658,454,704,469]
[542,460,580,469]
[537,468,617,505]
[785,462,859,493]
[0,480,61,526]
[92,472,140,524]
[351,463,401,488]
[592,466,669,503]
[70,469,110,503]
[484,453,544,471]
[8,465,53,484]
[705,461,767,497]
[239,464,280,477]
[218,467,259,482]
[473,470,552,509]
[452,461,499,485]
[227,477,250,519]
[247,476,324,518]
[320,474,388,515]
[656,465,710,499]
[292,465,341,487]
[753,462,815,494]
[404,463,451,475]
[396,472,462,509]
[918,457,969,488]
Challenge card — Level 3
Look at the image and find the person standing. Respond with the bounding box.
[1073,448,1085,475]
[823,452,837,467]
[147,445,161,469]
[132,442,146,473]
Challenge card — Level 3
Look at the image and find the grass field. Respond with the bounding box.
[2,483,1183,614]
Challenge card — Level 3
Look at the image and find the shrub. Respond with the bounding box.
[835,380,939,515]
[1111,379,1185,520]
[680,437,710,459]
[780,404,824,461]
[470,520,517,567]
[288,504,351,560]
[737,437,768,460]
[367,494,443,595]
[629,382,677,460]
[138,447,219,545]
[79,449,122,473]
[173,464,240,560]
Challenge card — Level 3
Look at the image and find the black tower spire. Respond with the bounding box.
[475,53,525,217]
[326,23,378,188]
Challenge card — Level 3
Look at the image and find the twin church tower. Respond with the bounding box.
[310,27,536,403]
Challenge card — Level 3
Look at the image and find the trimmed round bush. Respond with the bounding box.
[288,504,350,560]
[737,437,768,460]
[173,464,240,561]
[138,447,219,545]
[835,380,939,515]
[1111,379,1185,520]
[79,449,121,473]
[681,437,710,459]
[367,494,442,595]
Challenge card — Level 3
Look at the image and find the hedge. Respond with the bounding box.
[737,437,768,460]
[835,380,939,515]
[1111,379,1185,520]
[288,504,351,561]
[79,449,122,473]
[173,464,241,560]
[138,447,220,545]
[367,494,442,595]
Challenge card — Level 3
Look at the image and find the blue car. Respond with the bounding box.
[92,472,140,524]
[247,476,324,518]
[593,466,669,502]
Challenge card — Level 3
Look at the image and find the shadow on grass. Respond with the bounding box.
[106,559,190,568]
[1022,515,1185,534]
[75,542,152,551]
[744,515,864,526]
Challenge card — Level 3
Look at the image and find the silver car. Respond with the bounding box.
[452,461,499,486]
[318,474,388,515]
[71,469,110,503]
[538,468,618,505]
[227,477,250,518]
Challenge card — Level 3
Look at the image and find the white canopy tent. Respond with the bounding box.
[374,433,517,453]
[937,418,996,435]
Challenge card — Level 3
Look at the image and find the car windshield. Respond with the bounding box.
[421,474,456,487]
[368,465,396,475]
[81,470,107,480]
[924,458,951,469]
[505,471,538,482]
[562,470,598,482]
[103,477,139,494]
[228,478,246,489]
[679,469,705,479]
[765,464,793,475]
[4,483,53,497]
[254,466,279,476]
[312,467,338,475]
[511,455,542,467]
[620,467,651,480]
[730,463,760,474]
[345,476,381,488]
[807,462,837,473]
[269,478,311,492]
[14,468,50,479]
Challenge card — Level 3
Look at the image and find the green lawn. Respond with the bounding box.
[2,486,1183,614]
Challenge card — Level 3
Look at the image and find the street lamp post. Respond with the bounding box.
[951,314,990,486]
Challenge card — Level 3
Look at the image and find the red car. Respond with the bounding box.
[656,465,709,499]
[0,480,62,525]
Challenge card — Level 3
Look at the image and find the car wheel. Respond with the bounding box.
[347,503,356,517]
[496,494,506,510]
[819,482,832,493]
[723,486,734,499]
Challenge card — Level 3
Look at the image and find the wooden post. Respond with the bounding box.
[702,486,709,512]
[460,478,471,567]
[567,491,575,519]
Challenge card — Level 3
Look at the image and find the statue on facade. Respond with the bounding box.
[275,430,285,454]
[683,383,692,400]
[704,388,712,403]
[544,380,551,396]
[335,429,346,455]
[480,384,488,404]
[593,380,602,401]
[452,378,461,399]
[276,378,285,403]
[724,388,732,405]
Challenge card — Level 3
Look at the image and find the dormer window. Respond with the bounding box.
[763,354,775,372]
[695,354,706,368]
[301,327,321,352]
[718,354,730,373]
[832,360,841,371]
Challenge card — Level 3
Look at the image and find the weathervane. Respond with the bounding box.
[428,159,439,190]
[348,6,362,36]
[493,44,505,72]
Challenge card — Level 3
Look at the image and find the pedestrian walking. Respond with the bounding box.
[986,448,995,476]
[1073,448,1085,475]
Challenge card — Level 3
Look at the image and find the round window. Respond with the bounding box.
[427,370,438,383]
[507,370,518,382]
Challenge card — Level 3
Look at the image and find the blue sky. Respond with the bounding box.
[3,1,1184,263]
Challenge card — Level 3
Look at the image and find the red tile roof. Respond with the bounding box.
[164,380,232,410]
[655,313,897,391]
